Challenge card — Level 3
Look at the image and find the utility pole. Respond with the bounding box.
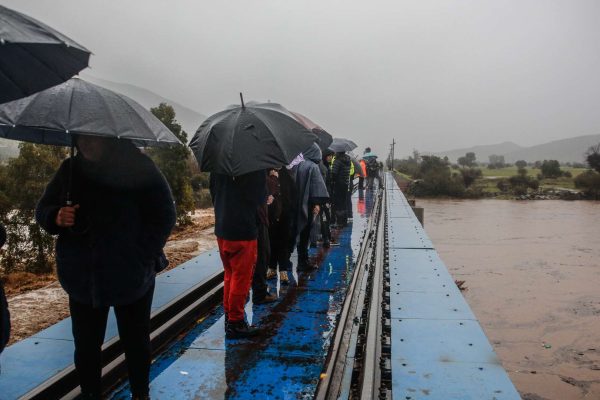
[391,139,396,171]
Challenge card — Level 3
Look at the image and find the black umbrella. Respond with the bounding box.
[0,5,91,104]
[238,102,334,152]
[0,78,183,204]
[0,78,182,147]
[190,95,317,176]
[329,138,357,153]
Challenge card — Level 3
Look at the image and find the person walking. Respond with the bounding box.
[36,136,176,400]
[266,168,295,285]
[210,170,266,338]
[291,144,329,271]
[331,152,352,227]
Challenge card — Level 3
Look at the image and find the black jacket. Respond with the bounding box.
[210,171,266,241]
[36,146,176,307]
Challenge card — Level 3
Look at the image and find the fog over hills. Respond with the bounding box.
[81,73,207,139]
[434,134,600,164]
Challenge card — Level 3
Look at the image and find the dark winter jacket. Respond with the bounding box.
[267,173,282,223]
[210,171,266,241]
[332,153,351,189]
[35,144,176,308]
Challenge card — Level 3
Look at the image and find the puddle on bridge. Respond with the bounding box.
[110,189,377,400]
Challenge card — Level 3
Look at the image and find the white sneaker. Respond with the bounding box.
[279,271,289,285]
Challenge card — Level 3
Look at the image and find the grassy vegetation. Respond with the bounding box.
[481,166,587,178]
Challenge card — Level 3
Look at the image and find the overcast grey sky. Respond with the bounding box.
[4,0,600,156]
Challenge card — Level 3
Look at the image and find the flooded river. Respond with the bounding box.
[420,199,600,400]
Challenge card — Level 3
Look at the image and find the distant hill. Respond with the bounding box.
[504,134,600,164]
[435,134,600,164]
[434,141,524,163]
[81,73,206,139]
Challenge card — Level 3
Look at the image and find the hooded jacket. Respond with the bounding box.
[36,143,176,307]
[290,144,329,240]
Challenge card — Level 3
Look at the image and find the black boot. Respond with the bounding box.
[226,320,260,339]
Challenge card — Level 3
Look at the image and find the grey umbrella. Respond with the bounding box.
[0,78,181,147]
[0,5,91,104]
[329,138,357,153]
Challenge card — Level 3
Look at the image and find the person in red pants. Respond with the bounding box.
[210,170,267,339]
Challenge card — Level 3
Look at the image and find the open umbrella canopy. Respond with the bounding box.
[0,5,91,104]
[289,111,333,152]
[329,137,357,153]
[239,103,333,152]
[190,100,316,176]
[0,78,182,147]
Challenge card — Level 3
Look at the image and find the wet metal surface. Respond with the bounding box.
[111,190,374,400]
[386,173,520,400]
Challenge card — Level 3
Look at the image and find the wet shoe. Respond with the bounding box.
[323,240,330,248]
[329,240,340,246]
[226,320,260,339]
[266,268,277,280]
[253,292,278,304]
[310,241,317,248]
[279,271,289,285]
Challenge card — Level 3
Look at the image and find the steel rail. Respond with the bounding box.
[314,182,384,400]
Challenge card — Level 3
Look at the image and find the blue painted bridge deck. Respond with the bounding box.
[109,189,374,399]
[385,173,520,400]
[0,248,224,399]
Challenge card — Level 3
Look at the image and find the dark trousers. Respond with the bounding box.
[268,217,292,272]
[358,176,364,190]
[297,218,313,266]
[69,284,154,398]
[332,183,348,226]
[252,223,270,300]
[346,188,353,218]
[319,205,331,243]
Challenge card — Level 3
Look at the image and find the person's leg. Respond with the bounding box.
[252,224,271,302]
[297,221,315,270]
[69,298,109,398]
[322,205,333,246]
[217,238,233,321]
[358,176,364,190]
[347,181,353,218]
[310,214,320,247]
[227,239,257,322]
[114,284,154,399]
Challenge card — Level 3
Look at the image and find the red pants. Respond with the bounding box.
[217,238,257,322]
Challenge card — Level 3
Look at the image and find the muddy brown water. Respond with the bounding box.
[418,199,600,400]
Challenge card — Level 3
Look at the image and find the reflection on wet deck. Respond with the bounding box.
[111,189,376,399]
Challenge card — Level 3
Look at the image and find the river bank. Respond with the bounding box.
[420,199,600,400]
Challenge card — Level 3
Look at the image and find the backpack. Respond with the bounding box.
[366,158,379,175]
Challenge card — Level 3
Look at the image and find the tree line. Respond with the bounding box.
[392,144,600,199]
[0,103,209,276]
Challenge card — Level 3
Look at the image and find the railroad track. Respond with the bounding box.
[315,175,391,400]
